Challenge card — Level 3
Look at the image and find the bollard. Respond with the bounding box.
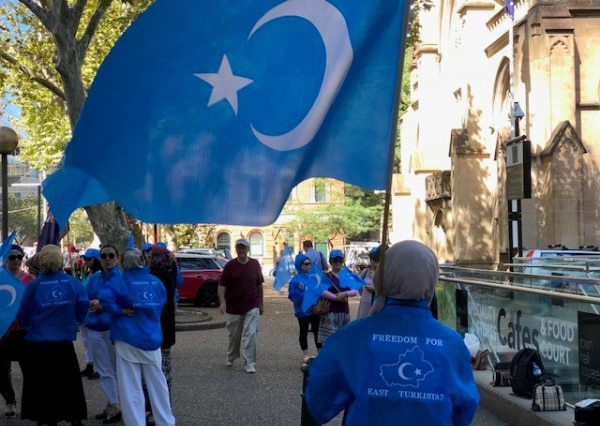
[301,357,321,426]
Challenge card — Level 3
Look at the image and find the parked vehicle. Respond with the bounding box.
[181,247,232,260]
[175,252,227,307]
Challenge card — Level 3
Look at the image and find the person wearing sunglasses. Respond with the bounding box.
[17,244,89,426]
[83,245,124,424]
[0,244,35,420]
[317,249,358,346]
[288,254,323,364]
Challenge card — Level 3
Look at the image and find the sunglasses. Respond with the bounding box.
[8,254,23,261]
[302,261,311,266]
[100,253,117,260]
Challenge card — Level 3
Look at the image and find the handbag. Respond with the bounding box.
[310,297,331,315]
[472,349,490,370]
[532,377,566,411]
[491,361,512,387]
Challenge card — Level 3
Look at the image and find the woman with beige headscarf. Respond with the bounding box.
[18,244,89,425]
[306,240,479,426]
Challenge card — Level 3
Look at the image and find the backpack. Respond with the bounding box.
[510,348,545,398]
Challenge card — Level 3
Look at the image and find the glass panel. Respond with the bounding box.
[216,232,231,250]
[437,272,600,404]
[249,233,263,256]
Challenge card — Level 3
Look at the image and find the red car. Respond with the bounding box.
[175,253,227,307]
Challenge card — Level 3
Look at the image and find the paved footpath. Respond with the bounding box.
[0,282,507,426]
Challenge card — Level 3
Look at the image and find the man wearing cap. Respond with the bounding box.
[218,238,264,374]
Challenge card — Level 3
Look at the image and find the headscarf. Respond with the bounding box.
[149,245,176,277]
[39,244,63,273]
[26,252,41,276]
[370,240,439,314]
[294,253,309,275]
[122,248,145,270]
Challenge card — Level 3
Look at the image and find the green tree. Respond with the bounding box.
[0,0,153,251]
[286,183,383,247]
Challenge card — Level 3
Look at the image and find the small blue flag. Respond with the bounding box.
[42,0,411,229]
[505,0,514,18]
[338,267,366,291]
[301,265,334,313]
[0,231,26,337]
[273,243,294,291]
[127,232,134,248]
[0,231,17,264]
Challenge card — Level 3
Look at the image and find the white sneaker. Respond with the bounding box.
[245,365,256,373]
[225,360,233,367]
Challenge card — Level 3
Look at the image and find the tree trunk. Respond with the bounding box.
[48,3,129,248]
[84,202,129,254]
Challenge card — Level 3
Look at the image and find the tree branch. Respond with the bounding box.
[72,0,89,25]
[18,0,50,28]
[77,0,112,58]
[0,50,66,101]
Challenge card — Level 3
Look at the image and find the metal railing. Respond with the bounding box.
[438,265,600,404]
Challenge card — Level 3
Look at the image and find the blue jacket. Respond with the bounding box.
[18,271,88,342]
[110,267,166,351]
[288,254,312,318]
[83,267,125,331]
[306,299,479,426]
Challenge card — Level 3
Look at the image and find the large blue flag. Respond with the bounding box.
[0,232,26,337]
[338,266,366,291]
[273,243,294,291]
[42,0,410,228]
[301,265,334,313]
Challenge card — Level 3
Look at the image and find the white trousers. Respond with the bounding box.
[226,307,260,369]
[116,352,175,426]
[80,326,94,364]
[88,329,119,404]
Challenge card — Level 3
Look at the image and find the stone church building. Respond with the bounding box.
[391,0,600,267]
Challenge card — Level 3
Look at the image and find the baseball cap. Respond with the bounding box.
[81,248,100,259]
[235,238,249,247]
[329,249,344,260]
[141,243,152,251]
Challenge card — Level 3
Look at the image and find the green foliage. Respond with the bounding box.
[66,208,95,248]
[7,193,39,245]
[0,0,153,170]
[286,182,383,244]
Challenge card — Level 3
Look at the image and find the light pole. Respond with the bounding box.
[0,127,19,240]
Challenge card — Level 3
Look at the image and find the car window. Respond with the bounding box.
[177,257,217,270]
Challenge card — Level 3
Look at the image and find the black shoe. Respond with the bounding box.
[87,372,100,380]
[80,364,94,377]
[103,411,122,424]
[95,411,108,420]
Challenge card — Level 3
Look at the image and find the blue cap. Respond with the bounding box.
[82,248,100,259]
[329,249,344,260]
[157,242,167,249]
[141,243,152,251]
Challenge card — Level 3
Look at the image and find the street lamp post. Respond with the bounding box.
[0,127,19,240]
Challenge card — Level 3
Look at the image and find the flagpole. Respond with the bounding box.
[507,0,517,267]
[375,0,411,298]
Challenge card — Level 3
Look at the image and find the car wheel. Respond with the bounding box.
[198,281,219,307]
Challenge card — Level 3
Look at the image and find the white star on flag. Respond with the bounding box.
[195,54,253,115]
